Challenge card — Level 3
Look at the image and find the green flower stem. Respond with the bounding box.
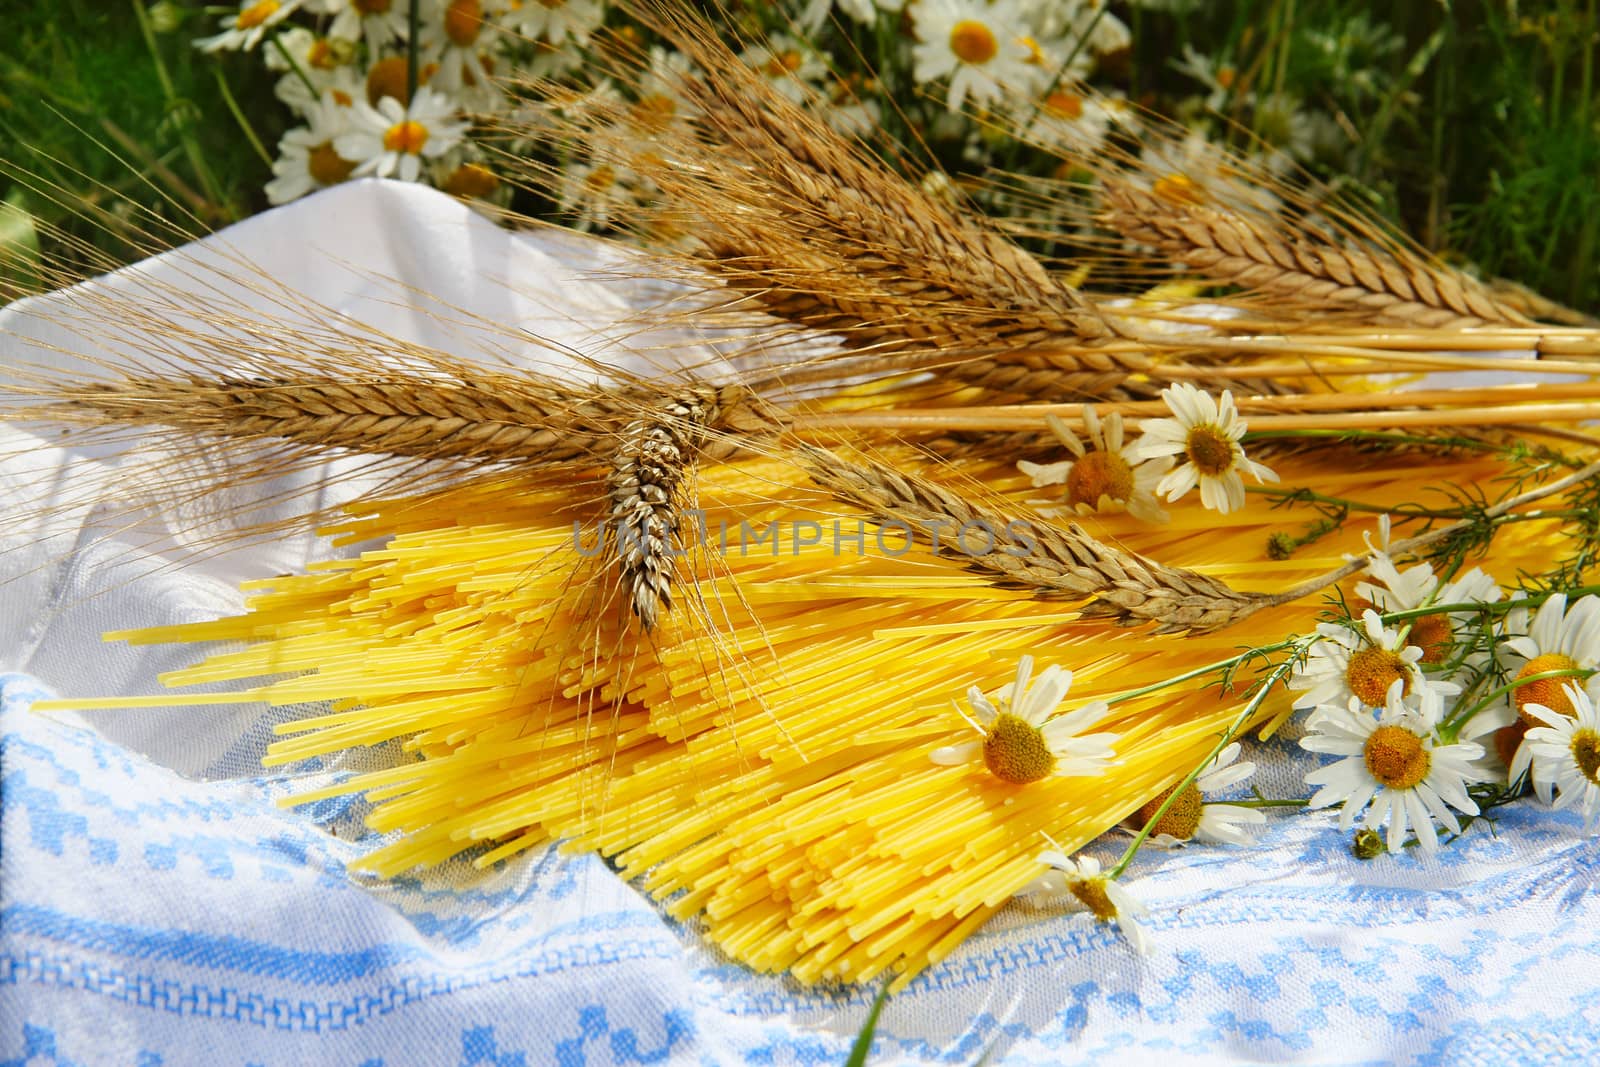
[1439,666,1597,740]
[406,0,421,104]
[213,66,272,167]
[130,0,227,213]
[1109,658,1300,879]
[270,33,319,102]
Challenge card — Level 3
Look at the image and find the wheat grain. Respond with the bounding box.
[1099,182,1532,329]
[798,444,1265,633]
[606,389,728,630]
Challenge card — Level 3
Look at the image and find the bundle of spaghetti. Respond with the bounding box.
[49,432,1577,987]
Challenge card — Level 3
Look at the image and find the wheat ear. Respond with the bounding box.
[1099,181,1532,329]
[797,445,1265,633]
[23,372,764,473]
[607,389,734,630]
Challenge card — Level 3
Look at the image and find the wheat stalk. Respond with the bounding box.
[1099,181,1532,329]
[797,444,1265,633]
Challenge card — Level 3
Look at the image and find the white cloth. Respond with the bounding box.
[3,181,1598,1066]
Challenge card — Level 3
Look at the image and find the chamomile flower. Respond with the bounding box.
[422,0,502,104]
[800,0,905,31]
[910,0,1042,113]
[1462,593,1600,750]
[626,47,698,136]
[1510,683,1600,832]
[1133,383,1277,514]
[277,62,365,115]
[336,88,470,184]
[1029,851,1151,954]
[740,34,829,105]
[1301,689,1485,853]
[1135,131,1284,217]
[1354,549,1501,667]
[1017,409,1170,523]
[823,74,885,138]
[324,0,412,52]
[501,0,606,45]
[197,0,303,52]
[929,655,1118,784]
[1020,86,1116,156]
[1131,743,1265,846]
[557,153,643,232]
[1290,609,1457,713]
[1172,43,1240,109]
[265,93,359,204]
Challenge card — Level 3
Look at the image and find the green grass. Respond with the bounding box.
[0,0,281,271]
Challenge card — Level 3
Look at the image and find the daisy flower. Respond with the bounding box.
[323,0,412,52]
[1290,609,1458,712]
[335,88,470,184]
[800,0,904,31]
[265,93,359,205]
[823,75,885,138]
[1020,87,1116,156]
[930,655,1118,784]
[1017,409,1170,523]
[1301,689,1485,853]
[557,154,641,232]
[910,0,1042,113]
[1133,383,1277,514]
[1462,593,1600,752]
[1354,550,1501,667]
[277,63,365,116]
[501,0,606,46]
[1131,743,1266,846]
[1134,130,1284,217]
[197,0,303,52]
[421,0,502,104]
[626,47,697,136]
[1029,851,1151,954]
[1172,43,1239,110]
[1510,683,1600,832]
[740,34,829,105]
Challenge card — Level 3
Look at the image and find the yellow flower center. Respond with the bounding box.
[1043,91,1084,119]
[1513,653,1581,725]
[1153,172,1205,206]
[1345,645,1411,706]
[383,120,430,155]
[1406,613,1454,665]
[761,51,804,77]
[331,88,354,107]
[307,142,357,186]
[1216,67,1237,90]
[307,39,337,70]
[443,162,499,198]
[1066,450,1135,509]
[1364,724,1430,789]
[584,163,617,192]
[1018,35,1047,65]
[1184,425,1235,476]
[1572,728,1600,784]
[631,93,678,132]
[1135,781,1203,840]
[445,0,483,46]
[367,55,431,106]
[949,20,999,65]
[1495,722,1528,768]
[1067,876,1118,922]
[353,0,392,13]
[236,0,279,30]
[982,712,1056,784]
